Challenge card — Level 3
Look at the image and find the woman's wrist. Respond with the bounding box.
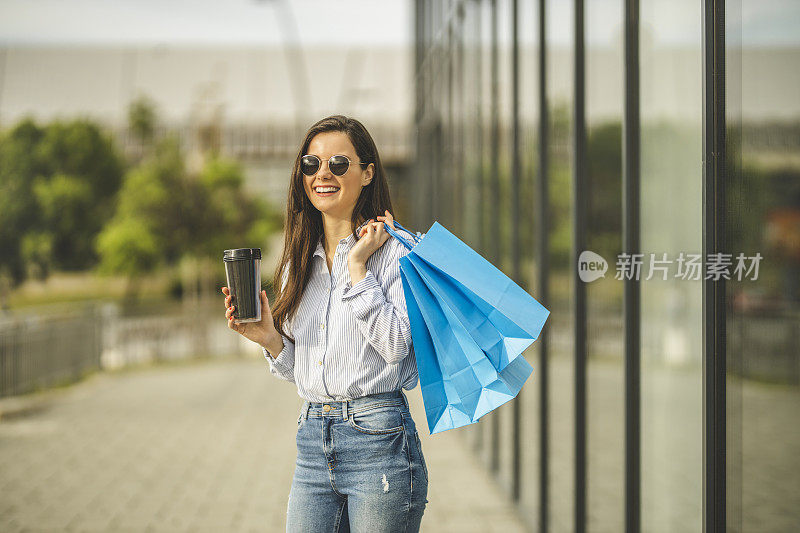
[348,260,367,284]
[261,330,284,358]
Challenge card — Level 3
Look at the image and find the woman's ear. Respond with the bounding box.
[361,163,374,187]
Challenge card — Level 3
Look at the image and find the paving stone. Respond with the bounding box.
[0,357,527,532]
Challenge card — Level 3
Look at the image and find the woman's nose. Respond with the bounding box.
[317,160,333,177]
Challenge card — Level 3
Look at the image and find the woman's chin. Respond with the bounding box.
[314,204,350,220]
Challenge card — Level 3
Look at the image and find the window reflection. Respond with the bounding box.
[728,2,800,531]
[546,0,576,530]
[586,0,625,530]
[640,1,703,531]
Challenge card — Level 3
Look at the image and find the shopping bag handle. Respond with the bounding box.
[382,220,421,250]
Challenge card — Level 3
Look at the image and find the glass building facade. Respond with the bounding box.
[411,1,800,531]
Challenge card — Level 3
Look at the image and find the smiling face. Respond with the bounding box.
[302,131,374,221]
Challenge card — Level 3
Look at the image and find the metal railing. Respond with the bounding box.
[0,302,257,398]
[0,306,101,397]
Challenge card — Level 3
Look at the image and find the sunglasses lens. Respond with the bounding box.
[328,155,350,176]
[301,155,320,175]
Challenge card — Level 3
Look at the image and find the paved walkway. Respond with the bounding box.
[0,357,527,533]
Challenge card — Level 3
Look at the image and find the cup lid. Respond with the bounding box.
[223,248,262,261]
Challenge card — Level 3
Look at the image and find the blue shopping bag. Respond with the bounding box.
[384,220,550,434]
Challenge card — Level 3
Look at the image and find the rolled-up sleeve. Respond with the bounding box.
[342,238,413,365]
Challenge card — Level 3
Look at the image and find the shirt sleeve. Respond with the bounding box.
[263,267,296,383]
[263,335,295,383]
[341,233,414,365]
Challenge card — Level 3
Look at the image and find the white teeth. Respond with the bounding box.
[315,186,339,193]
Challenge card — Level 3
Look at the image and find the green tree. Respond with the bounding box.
[195,156,281,257]
[95,216,161,303]
[94,135,183,290]
[587,121,623,262]
[94,134,281,305]
[32,173,95,270]
[19,231,54,281]
[548,103,573,270]
[128,95,158,148]
[0,117,124,291]
[0,119,46,287]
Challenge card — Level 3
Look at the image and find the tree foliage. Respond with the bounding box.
[1,98,281,307]
[128,95,158,147]
[94,133,281,299]
[0,117,125,285]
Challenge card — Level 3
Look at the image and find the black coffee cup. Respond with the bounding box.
[223,248,262,323]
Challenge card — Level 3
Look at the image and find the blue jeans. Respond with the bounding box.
[286,390,429,532]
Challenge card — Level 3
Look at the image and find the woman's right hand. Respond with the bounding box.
[222,286,282,354]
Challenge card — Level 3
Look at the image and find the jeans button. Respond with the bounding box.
[323,404,331,412]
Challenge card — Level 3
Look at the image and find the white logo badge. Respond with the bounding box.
[578,250,607,282]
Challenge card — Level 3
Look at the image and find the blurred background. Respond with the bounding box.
[0,0,798,532]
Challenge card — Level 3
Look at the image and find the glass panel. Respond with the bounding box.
[459,0,486,457]
[495,0,517,495]
[546,0,575,530]
[469,0,498,467]
[462,1,482,252]
[518,0,542,528]
[640,1,703,531]
[477,0,496,469]
[727,2,800,531]
[585,0,624,531]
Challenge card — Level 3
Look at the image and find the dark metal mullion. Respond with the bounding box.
[489,0,502,475]
[426,0,435,227]
[573,0,587,531]
[537,0,550,530]
[431,4,442,228]
[447,22,454,229]
[702,0,727,531]
[476,0,486,283]
[474,0,487,455]
[456,3,466,238]
[623,0,641,532]
[510,0,522,503]
[413,0,425,231]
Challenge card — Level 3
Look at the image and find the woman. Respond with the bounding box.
[222,115,428,532]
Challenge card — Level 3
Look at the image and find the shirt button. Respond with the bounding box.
[317,360,323,366]
[320,323,326,330]
[323,404,331,412]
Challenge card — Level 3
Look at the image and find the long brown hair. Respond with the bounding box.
[271,115,393,340]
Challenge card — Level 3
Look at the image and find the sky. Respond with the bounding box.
[0,0,796,48]
[0,0,412,46]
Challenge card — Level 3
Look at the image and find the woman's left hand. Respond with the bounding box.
[348,210,397,266]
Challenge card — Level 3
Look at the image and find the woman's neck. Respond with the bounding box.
[321,214,359,255]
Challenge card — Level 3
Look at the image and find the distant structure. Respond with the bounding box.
[0,45,414,207]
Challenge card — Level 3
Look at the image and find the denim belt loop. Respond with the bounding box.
[303,401,311,421]
[400,390,409,410]
[342,400,349,420]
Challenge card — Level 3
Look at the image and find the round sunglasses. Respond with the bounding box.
[301,154,369,177]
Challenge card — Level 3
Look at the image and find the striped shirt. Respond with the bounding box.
[262,223,422,402]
